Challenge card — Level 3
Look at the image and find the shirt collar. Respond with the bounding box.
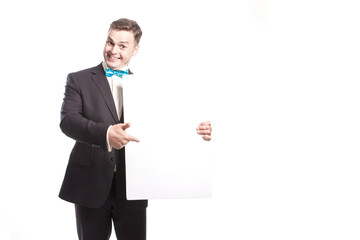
[102,61,129,74]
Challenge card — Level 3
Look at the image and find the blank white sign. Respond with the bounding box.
[123,73,212,200]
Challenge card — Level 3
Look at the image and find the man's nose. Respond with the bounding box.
[110,45,120,53]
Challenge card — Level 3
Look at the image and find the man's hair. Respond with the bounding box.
[109,18,142,46]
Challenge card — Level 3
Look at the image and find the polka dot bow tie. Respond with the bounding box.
[105,68,129,78]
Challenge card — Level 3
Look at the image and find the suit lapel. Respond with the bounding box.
[91,63,119,123]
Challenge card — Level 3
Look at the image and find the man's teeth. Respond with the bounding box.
[109,55,119,60]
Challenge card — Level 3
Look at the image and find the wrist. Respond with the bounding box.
[106,125,113,152]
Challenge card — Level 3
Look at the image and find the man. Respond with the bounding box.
[59,18,212,240]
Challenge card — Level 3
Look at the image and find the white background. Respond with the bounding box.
[0,0,360,239]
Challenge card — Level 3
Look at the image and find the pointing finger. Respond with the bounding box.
[127,134,140,143]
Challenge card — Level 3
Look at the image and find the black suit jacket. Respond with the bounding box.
[59,63,147,210]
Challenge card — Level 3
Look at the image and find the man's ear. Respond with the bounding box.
[133,45,140,56]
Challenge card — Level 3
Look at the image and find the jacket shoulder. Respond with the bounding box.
[69,63,103,78]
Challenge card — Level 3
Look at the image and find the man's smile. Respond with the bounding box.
[107,53,120,60]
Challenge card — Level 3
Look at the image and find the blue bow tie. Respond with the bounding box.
[105,68,129,78]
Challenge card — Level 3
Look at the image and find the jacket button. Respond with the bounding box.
[111,157,116,162]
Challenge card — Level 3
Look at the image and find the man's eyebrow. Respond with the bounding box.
[118,41,129,44]
[107,36,129,44]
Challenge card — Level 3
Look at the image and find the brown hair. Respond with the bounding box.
[109,18,142,45]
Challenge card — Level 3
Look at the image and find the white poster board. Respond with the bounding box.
[123,73,212,200]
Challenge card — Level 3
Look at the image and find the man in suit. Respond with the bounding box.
[59,18,212,240]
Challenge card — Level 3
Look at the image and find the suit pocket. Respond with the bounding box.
[69,143,93,167]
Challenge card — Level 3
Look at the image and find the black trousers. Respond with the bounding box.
[75,175,147,240]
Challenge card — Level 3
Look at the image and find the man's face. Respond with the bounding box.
[103,29,139,70]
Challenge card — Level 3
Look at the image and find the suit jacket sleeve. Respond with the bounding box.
[60,73,110,150]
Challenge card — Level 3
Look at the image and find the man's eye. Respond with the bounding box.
[107,41,114,46]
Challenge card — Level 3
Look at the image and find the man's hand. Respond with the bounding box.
[197,121,212,141]
[108,122,139,150]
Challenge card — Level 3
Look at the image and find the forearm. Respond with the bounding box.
[60,114,109,149]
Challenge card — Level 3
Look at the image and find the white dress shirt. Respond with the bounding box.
[102,61,129,152]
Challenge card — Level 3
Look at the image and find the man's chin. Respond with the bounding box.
[105,61,120,70]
